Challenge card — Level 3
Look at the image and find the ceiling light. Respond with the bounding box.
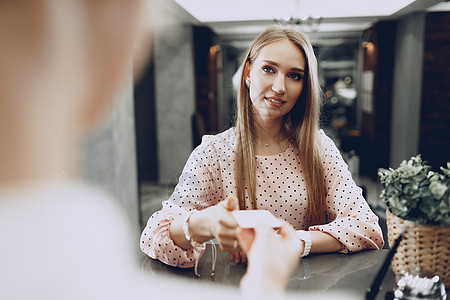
[174,0,416,23]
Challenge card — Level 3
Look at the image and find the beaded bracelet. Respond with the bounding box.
[182,211,216,277]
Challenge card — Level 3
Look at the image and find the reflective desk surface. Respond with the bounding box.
[142,245,396,299]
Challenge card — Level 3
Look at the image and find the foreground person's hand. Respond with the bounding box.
[236,221,302,299]
[229,251,247,264]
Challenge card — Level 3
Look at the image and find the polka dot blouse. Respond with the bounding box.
[140,128,384,267]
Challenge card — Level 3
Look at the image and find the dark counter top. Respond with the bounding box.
[142,244,396,299]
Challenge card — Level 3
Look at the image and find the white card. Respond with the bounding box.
[232,210,282,229]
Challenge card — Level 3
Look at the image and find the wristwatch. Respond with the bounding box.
[295,230,312,257]
[182,211,205,248]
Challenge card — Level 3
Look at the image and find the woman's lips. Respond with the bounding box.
[264,96,286,107]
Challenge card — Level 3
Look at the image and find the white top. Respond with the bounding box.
[0,180,237,299]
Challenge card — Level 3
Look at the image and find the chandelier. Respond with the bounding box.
[273,0,323,32]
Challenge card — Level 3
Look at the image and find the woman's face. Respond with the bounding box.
[247,39,306,121]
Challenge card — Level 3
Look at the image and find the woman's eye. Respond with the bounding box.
[288,73,302,80]
[262,66,275,73]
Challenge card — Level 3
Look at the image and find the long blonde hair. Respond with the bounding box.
[234,25,326,226]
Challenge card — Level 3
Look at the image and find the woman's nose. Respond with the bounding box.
[271,75,286,94]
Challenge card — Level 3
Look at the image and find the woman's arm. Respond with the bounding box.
[140,136,223,267]
[309,230,342,253]
[140,133,244,267]
[309,131,384,253]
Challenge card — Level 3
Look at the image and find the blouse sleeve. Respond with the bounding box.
[309,131,384,253]
[140,135,224,267]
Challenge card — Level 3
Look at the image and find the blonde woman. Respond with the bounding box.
[141,26,384,267]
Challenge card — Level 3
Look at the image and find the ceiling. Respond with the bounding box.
[173,0,447,48]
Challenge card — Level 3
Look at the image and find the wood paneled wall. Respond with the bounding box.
[360,22,396,179]
[419,12,450,170]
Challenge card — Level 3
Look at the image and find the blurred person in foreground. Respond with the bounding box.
[0,1,310,299]
[0,1,147,299]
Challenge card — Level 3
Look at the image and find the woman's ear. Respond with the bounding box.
[242,61,253,89]
[243,60,251,80]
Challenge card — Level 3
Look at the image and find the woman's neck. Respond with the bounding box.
[253,115,289,155]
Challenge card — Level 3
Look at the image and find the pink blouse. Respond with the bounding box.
[140,128,384,267]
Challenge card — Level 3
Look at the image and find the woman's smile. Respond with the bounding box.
[264,96,286,108]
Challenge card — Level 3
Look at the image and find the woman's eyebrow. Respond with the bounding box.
[262,60,305,72]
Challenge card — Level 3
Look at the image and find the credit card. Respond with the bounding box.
[232,210,282,229]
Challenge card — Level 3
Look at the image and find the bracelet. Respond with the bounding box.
[182,211,205,248]
[295,230,312,257]
[182,211,206,277]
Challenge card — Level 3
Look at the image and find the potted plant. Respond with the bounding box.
[379,155,450,286]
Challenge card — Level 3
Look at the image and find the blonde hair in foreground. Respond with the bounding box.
[234,25,326,226]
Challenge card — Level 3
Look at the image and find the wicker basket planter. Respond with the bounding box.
[386,209,450,287]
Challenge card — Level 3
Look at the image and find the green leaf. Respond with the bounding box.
[429,181,448,200]
[379,155,450,225]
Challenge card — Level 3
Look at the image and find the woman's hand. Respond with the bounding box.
[170,197,246,263]
[237,221,302,296]
[189,197,240,252]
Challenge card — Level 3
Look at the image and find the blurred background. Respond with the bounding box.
[82,0,450,234]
